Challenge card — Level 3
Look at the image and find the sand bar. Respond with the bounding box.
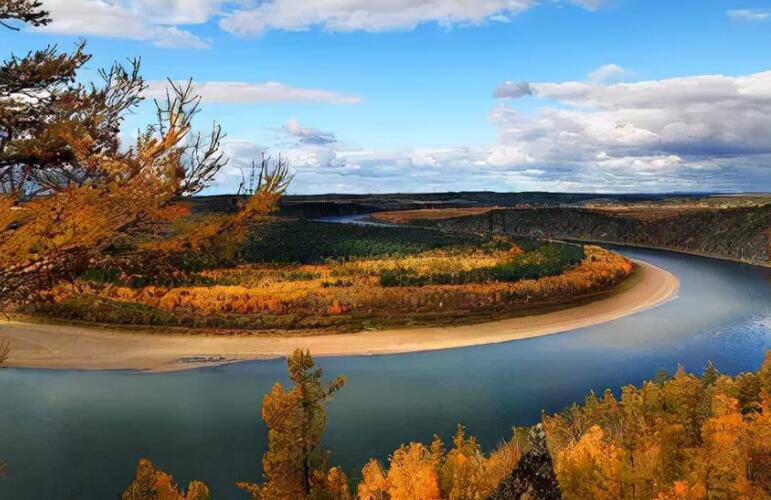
[0,259,678,372]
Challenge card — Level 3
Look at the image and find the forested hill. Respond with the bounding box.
[431,205,771,267]
[188,192,715,217]
[187,193,771,266]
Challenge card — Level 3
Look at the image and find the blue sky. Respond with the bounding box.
[2,0,771,194]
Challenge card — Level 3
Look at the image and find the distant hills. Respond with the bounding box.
[188,192,771,266]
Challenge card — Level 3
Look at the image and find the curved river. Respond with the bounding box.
[1,246,770,499]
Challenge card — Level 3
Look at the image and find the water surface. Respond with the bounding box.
[1,247,770,499]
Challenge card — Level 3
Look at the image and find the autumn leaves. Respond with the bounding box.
[122,349,771,499]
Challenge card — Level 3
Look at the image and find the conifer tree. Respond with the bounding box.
[0,6,290,305]
[238,349,346,500]
[489,425,561,500]
[0,0,49,30]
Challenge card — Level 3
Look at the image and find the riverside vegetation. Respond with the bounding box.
[27,220,633,332]
[121,349,771,500]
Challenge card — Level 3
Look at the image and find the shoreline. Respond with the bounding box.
[0,259,678,373]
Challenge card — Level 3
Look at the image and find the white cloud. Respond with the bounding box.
[493,81,533,99]
[727,9,769,22]
[284,119,337,145]
[132,0,227,25]
[587,64,629,84]
[33,0,609,43]
[493,68,771,158]
[486,145,533,166]
[207,65,771,194]
[144,81,363,104]
[218,0,606,36]
[38,0,211,48]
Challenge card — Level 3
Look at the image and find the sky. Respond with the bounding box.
[2,0,771,194]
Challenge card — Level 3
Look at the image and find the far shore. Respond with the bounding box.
[1,259,678,373]
[364,212,771,269]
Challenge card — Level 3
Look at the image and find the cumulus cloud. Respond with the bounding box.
[32,0,609,43]
[218,0,606,36]
[37,0,211,48]
[493,81,533,99]
[284,119,337,145]
[212,65,771,194]
[727,9,769,22]
[587,63,630,84]
[144,81,363,104]
[492,68,771,158]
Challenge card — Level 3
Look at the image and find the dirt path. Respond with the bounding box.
[0,259,678,372]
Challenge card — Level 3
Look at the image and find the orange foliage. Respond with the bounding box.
[543,355,771,500]
[119,351,771,500]
[74,246,633,329]
[122,459,210,500]
[358,442,442,500]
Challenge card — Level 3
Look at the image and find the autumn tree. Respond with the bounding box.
[358,441,443,500]
[540,353,771,499]
[439,425,489,499]
[122,458,210,500]
[0,0,48,30]
[0,8,290,305]
[357,427,526,500]
[0,41,142,199]
[237,349,346,500]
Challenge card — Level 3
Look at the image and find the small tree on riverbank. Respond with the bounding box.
[237,348,348,500]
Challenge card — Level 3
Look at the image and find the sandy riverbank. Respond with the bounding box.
[0,259,678,372]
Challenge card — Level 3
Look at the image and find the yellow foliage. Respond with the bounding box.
[86,246,633,326]
[384,443,442,500]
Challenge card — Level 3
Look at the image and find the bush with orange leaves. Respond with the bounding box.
[122,458,210,500]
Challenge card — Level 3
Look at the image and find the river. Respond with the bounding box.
[1,246,770,499]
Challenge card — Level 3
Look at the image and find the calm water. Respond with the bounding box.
[1,248,770,499]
